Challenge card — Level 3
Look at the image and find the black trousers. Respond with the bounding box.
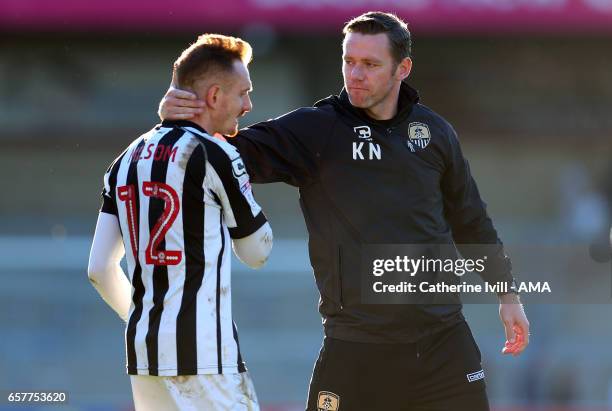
[306,321,489,411]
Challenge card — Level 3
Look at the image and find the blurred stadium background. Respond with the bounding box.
[2,0,612,410]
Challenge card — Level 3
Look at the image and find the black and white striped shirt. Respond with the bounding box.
[100,120,267,376]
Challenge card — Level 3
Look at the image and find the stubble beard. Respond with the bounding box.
[361,83,397,115]
[226,121,239,137]
[350,90,387,112]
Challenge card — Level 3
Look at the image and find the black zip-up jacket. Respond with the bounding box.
[230,83,514,343]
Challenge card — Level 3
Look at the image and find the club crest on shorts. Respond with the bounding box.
[408,122,431,151]
[317,391,340,411]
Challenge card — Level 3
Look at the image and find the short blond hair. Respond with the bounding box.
[173,34,253,88]
[343,12,411,64]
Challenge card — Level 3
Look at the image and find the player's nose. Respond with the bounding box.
[242,95,253,114]
[350,64,365,81]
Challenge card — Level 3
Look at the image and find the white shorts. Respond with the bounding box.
[130,372,259,411]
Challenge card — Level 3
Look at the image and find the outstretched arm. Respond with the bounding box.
[87,212,132,322]
[158,86,331,187]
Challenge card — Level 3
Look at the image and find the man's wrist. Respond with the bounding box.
[499,290,521,304]
[496,279,519,297]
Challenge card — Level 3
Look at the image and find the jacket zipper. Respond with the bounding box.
[338,246,344,310]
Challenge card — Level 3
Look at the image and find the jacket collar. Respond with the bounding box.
[329,82,420,127]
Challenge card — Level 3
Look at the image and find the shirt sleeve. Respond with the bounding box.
[228,107,333,187]
[441,124,515,285]
[99,147,130,216]
[88,212,131,322]
[204,140,268,239]
[100,164,118,216]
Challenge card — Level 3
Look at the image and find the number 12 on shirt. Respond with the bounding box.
[117,182,182,266]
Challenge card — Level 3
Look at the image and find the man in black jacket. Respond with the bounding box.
[159,12,529,411]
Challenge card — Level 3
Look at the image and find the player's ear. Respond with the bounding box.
[205,85,221,109]
[395,57,412,81]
